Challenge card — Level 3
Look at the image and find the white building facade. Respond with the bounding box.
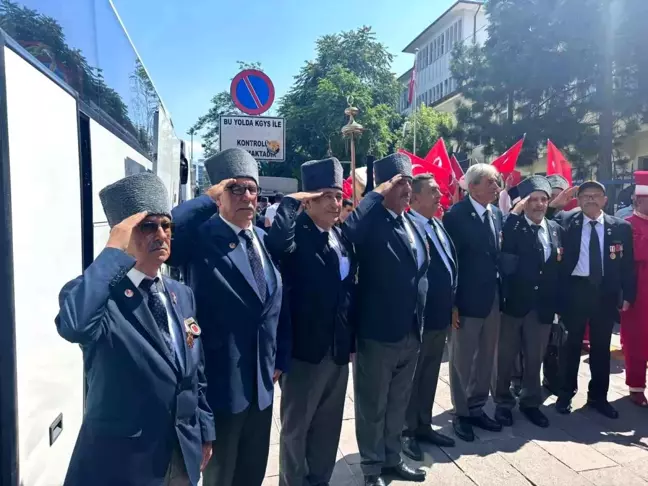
[398,0,487,115]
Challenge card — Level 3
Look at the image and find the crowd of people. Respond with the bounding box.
[54,147,646,486]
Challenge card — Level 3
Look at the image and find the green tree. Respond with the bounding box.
[130,58,159,156]
[191,61,262,156]
[276,26,403,179]
[450,0,648,178]
[0,0,141,140]
[397,104,455,158]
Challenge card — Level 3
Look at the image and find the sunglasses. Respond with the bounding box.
[227,184,259,196]
[139,221,174,235]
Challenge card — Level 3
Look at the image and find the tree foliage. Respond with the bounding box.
[397,104,455,158]
[191,61,262,156]
[450,0,648,177]
[276,27,403,179]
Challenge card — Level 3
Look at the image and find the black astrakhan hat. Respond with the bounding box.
[99,172,171,228]
[517,175,552,199]
[373,153,412,185]
[205,148,259,186]
[546,174,569,191]
[301,157,343,191]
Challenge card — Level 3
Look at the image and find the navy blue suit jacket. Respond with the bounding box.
[169,195,290,414]
[418,216,458,330]
[341,192,429,342]
[443,197,503,318]
[56,248,215,486]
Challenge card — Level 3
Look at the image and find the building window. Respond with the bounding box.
[458,18,463,42]
[444,79,449,95]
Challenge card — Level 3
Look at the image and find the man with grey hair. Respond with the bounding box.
[443,163,503,442]
[169,148,290,486]
[402,173,457,461]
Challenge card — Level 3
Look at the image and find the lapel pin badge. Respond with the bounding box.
[124,289,134,298]
[229,242,237,249]
[184,318,201,349]
[171,292,177,304]
[471,212,477,218]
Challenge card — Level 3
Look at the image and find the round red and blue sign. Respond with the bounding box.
[230,69,275,116]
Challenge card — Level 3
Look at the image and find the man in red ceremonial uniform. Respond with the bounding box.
[621,172,648,407]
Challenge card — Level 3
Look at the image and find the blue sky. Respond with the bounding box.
[113,0,458,143]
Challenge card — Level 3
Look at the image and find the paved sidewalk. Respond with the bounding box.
[263,329,648,486]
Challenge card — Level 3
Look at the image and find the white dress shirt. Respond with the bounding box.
[524,215,551,262]
[386,209,425,269]
[409,209,454,283]
[128,268,184,360]
[572,212,606,277]
[221,215,276,294]
[315,224,350,280]
[469,196,498,246]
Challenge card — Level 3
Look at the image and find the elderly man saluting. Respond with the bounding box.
[55,173,215,486]
[169,148,290,486]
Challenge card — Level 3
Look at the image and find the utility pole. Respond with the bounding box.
[597,0,616,191]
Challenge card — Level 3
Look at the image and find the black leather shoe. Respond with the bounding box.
[452,417,475,442]
[364,475,385,486]
[555,398,572,414]
[382,462,426,482]
[495,408,513,427]
[416,426,455,447]
[401,435,423,461]
[587,400,619,419]
[468,412,502,432]
[521,407,549,428]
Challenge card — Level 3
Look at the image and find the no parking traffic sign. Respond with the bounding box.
[230,69,275,116]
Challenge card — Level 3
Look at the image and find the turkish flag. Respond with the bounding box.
[342,177,353,200]
[398,148,452,194]
[546,140,573,186]
[424,139,453,177]
[491,137,525,175]
[450,155,465,180]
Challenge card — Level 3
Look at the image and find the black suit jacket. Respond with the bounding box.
[556,209,636,307]
[342,192,429,343]
[410,212,457,330]
[443,197,503,318]
[500,214,564,324]
[266,197,357,365]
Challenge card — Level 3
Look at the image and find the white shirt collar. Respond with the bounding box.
[583,212,605,226]
[524,215,548,232]
[127,267,163,289]
[469,195,491,217]
[220,214,252,235]
[386,208,404,219]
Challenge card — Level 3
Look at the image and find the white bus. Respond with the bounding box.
[0,2,188,484]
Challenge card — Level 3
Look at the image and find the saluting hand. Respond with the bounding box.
[374,174,404,196]
[511,196,530,216]
[287,191,324,203]
[206,178,237,202]
[105,211,148,252]
[549,186,579,210]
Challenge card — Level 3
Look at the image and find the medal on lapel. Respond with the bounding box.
[170,292,177,305]
[184,317,201,349]
[557,247,563,262]
[616,243,623,258]
[609,245,616,260]
[124,289,134,298]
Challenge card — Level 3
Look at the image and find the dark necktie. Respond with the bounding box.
[395,215,418,263]
[240,229,268,301]
[483,209,496,248]
[589,220,603,286]
[321,231,340,274]
[530,225,544,259]
[140,278,174,359]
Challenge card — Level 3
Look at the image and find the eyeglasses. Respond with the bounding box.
[228,184,258,196]
[139,221,174,235]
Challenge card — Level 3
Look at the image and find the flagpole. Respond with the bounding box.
[412,48,419,156]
